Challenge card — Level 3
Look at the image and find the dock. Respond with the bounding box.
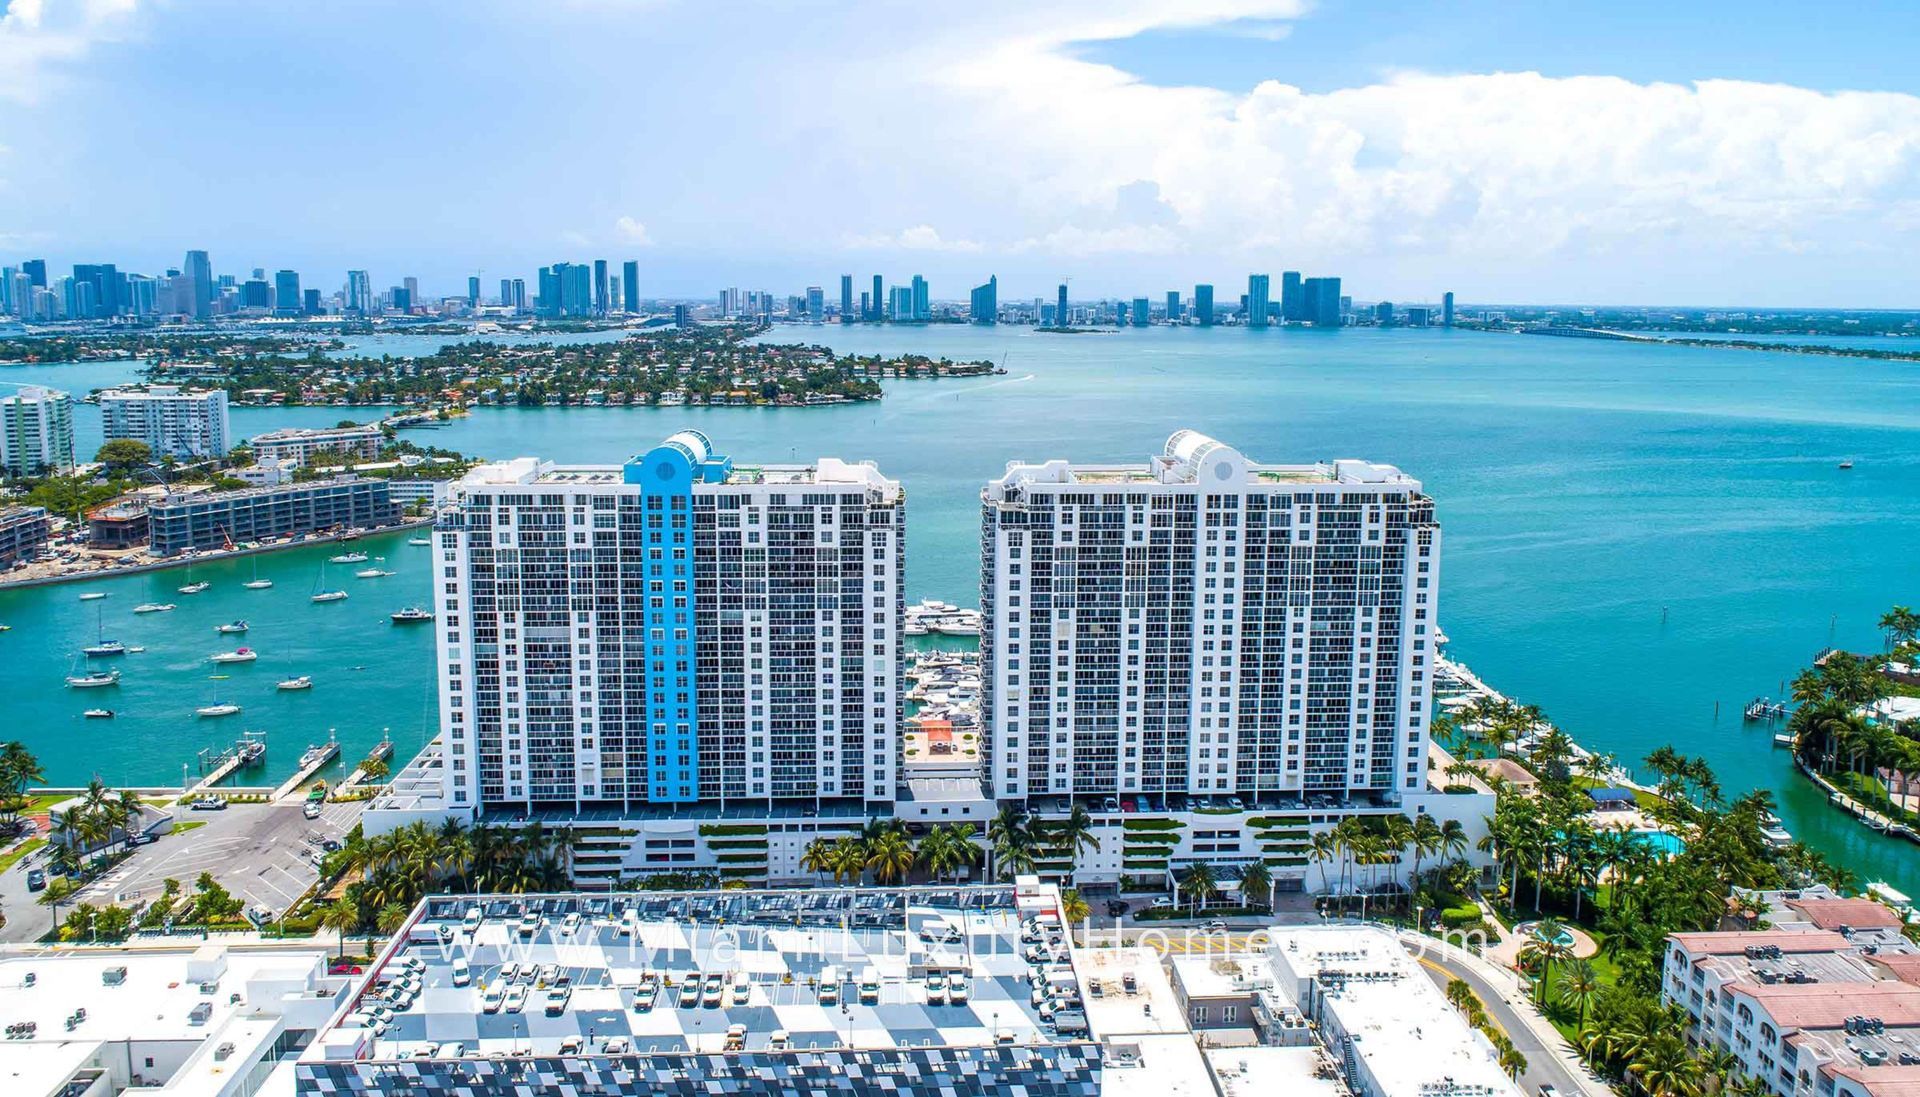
[186,733,267,796]
[271,738,341,802]
[338,736,395,792]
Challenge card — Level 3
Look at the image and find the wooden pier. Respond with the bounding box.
[271,738,341,802]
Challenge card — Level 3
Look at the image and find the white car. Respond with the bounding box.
[481,985,505,1013]
[504,985,530,1014]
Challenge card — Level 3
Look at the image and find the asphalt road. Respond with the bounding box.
[0,797,366,942]
[1415,946,1603,1097]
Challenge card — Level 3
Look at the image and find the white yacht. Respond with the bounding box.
[210,647,258,664]
[133,602,176,614]
[215,620,250,634]
[329,551,369,564]
[408,536,432,546]
[355,568,393,579]
[78,592,107,601]
[311,590,348,603]
[196,703,241,717]
[390,607,434,623]
[243,578,274,590]
[179,581,211,595]
[277,675,313,691]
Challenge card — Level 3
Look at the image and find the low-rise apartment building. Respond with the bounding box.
[146,477,401,555]
[0,504,50,566]
[251,423,384,467]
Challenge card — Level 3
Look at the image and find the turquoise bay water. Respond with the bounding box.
[2,325,1917,888]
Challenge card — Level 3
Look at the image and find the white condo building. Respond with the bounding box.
[431,430,903,815]
[980,430,1440,805]
[0,385,75,476]
[98,385,231,459]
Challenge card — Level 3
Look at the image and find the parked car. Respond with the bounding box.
[189,797,228,811]
[26,869,46,892]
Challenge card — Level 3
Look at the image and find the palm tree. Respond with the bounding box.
[320,899,360,959]
[1408,813,1442,892]
[1181,862,1218,915]
[989,806,1037,881]
[1629,1031,1706,1097]
[1309,832,1337,895]
[916,827,956,882]
[1520,918,1575,1003]
[1436,819,1469,866]
[1238,861,1274,911]
[866,829,916,885]
[0,742,44,822]
[1880,605,1920,652]
[1559,958,1601,1026]
[1060,888,1091,924]
[1384,814,1416,890]
[1445,977,1477,1012]
[801,837,836,882]
[946,822,984,881]
[829,836,867,884]
[1045,805,1102,880]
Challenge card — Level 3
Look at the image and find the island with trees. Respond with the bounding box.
[137,326,999,409]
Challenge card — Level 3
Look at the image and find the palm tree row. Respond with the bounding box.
[0,741,46,827]
[799,821,985,886]
[1306,813,1469,900]
[48,778,146,871]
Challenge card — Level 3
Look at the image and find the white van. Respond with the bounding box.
[858,966,880,1004]
[451,959,471,987]
[818,966,840,1005]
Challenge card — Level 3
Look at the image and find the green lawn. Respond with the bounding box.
[172,821,207,835]
[0,837,46,873]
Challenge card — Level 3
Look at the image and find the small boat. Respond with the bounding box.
[1839,460,1855,470]
[179,580,210,595]
[66,669,121,688]
[126,646,145,653]
[210,648,258,663]
[311,590,348,603]
[83,640,127,657]
[408,536,432,546]
[215,620,250,634]
[196,703,241,718]
[355,568,393,579]
[329,551,369,564]
[83,709,114,719]
[243,579,274,590]
[78,592,106,601]
[390,607,434,623]
[133,603,175,614]
[0,624,10,632]
[299,745,331,768]
[278,675,313,690]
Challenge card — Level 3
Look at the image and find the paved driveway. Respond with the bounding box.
[0,797,367,942]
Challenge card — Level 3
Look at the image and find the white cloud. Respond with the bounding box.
[0,0,142,105]
[614,216,654,246]
[842,224,984,253]
[831,1,1920,274]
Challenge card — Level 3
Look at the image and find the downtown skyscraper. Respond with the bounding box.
[184,250,213,319]
[1247,273,1271,327]
[623,260,639,313]
[971,276,997,324]
[431,430,904,811]
[979,430,1440,803]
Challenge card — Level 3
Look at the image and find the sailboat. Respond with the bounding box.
[278,674,313,690]
[178,558,210,595]
[196,702,241,717]
[311,558,347,603]
[65,660,121,688]
[82,603,125,657]
[243,555,273,590]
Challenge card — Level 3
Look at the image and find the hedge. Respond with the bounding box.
[1122,818,1185,831]
[699,823,769,837]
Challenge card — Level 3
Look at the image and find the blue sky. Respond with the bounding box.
[3,0,1919,306]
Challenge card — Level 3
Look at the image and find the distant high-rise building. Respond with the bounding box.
[1166,291,1181,322]
[1442,291,1455,328]
[1280,271,1304,322]
[72,264,120,318]
[805,285,825,322]
[593,259,609,315]
[240,278,271,310]
[1247,274,1271,328]
[980,430,1441,802]
[1407,307,1431,327]
[839,275,853,324]
[910,276,929,321]
[1310,277,1342,326]
[390,285,413,313]
[434,432,902,808]
[403,277,420,310]
[1194,284,1214,326]
[971,276,997,324]
[273,270,301,318]
[184,251,213,319]
[0,386,75,476]
[1057,284,1069,326]
[347,270,373,315]
[302,288,321,315]
[467,276,481,308]
[888,285,913,322]
[22,259,47,289]
[499,278,513,309]
[1131,296,1151,327]
[870,275,883,321]
[623,261,639,313]
[124,274,156,317]
[673,303,690,328]
[1373,301,1394,325]
[859,291,870,320]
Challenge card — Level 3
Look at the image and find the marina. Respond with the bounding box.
[271,738,342,801]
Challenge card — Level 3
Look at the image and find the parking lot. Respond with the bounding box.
[71,796,367,920]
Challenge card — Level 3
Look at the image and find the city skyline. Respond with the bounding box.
[5,2,1920,306]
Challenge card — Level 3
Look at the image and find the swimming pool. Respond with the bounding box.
[1632,829,1686,856]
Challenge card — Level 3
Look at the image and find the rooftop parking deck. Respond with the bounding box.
[315,886,1086,1064]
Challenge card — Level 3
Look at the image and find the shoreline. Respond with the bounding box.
[0,517,434,593]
